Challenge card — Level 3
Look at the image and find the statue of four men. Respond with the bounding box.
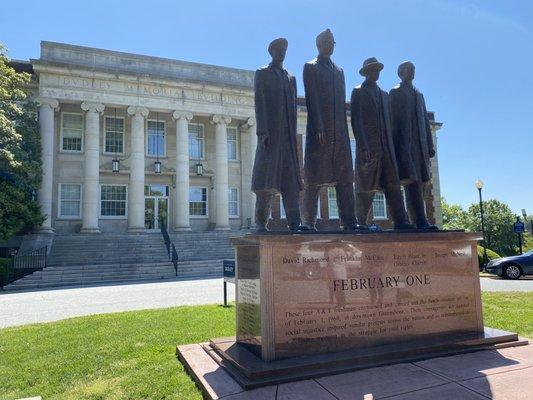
[252,29,437,231]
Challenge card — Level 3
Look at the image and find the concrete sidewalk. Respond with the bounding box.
[0,278,235,329]
[180,342,533,399]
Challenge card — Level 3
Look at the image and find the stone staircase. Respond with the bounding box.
[3,231,243,291]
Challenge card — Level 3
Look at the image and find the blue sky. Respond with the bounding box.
[1,0,531,215]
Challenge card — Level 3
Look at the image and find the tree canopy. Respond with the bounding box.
[0,44,43,241]
[442,197,523,256]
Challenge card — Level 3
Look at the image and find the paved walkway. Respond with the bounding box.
[480,275,533,292]
[0,276,530,329]
[180,342,533,399]
[0,278,235,329]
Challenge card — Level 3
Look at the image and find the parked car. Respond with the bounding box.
[485,250,533,279]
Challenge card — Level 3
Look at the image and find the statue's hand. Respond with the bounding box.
[429,148,436,158]
[316,130,326,144]
[363,149,372,162]
[260,134,270,149]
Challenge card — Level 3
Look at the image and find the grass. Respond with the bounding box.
[0,293,532,400]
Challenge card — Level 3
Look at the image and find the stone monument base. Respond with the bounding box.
[204,328,521,389]
[177,231,523,393]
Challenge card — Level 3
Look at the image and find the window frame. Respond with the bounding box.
[372,192,388,220]
[327,187,339,219]
[227,126,239,162]
[103,116,125,155]
[188,123,205,160]
[57,183,82,219]
[60,112,84,153]
[145,119,167,158]
[228,187,239,218]
[189,186,209,219]
[99,184,128,219]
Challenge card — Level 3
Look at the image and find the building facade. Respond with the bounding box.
[26,42,443,235]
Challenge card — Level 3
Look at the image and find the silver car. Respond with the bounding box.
[485,250,533,279]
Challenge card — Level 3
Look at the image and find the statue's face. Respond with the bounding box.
[400,64,415,81]
[271,46,287,64]
[317,36,335,57]
[366,68,380,82]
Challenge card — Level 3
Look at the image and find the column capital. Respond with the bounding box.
[172,111,193,121]
[211,114,232,125]
[241,117,256,129]
[81,102,105,114]
[127,106,149,118]
[36,97,59,110]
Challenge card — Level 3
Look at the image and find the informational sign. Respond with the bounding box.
[223,260,235,283]
[514,221,525,234]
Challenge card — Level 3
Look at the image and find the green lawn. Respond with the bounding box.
[0,293,532,400]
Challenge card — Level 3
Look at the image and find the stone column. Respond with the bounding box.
[172,111,193,231]
[36,97,59,233]
[240,117,256,228]
[212,115,232,230]
[127,106,149,233]
[80,102,104,233]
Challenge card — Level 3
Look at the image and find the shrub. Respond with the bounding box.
[477,245,501,269]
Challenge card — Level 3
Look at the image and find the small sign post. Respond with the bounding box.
[222,260,235,307]
[514,218,525,255]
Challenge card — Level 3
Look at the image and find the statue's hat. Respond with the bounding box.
[268,38,288,55]
[359,57,384,76]
[316,29,334,46]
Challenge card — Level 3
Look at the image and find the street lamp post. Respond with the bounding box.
[475,179,488,269]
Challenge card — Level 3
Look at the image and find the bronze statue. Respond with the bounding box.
[389,61,438,229]
[302,29,364,231]
[351,57,414,229]
[251,38,303,231]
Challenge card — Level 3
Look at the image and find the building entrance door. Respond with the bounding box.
[145,185,169,232]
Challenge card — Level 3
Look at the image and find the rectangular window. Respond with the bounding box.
[100,185,127,217]
[350,139,356,168]
[190,187,208,216]
[227,127,238,161]
[317,197,321,219]
[189,123,204,159]
[61,113,83,152]
[280,196,286,219]
[147,120,165,156]
[328,187,339,219]
[228,188,239,217]
[372,192,387,219]
[104,116,124,154]
[59,184,81,218]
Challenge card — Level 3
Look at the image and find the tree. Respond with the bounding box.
[463,199,518,256]
[441,197,467,230]
[0,44,43,241]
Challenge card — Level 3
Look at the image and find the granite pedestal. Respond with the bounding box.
[177,231,523,392]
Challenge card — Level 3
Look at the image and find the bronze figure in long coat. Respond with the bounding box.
[301,29,362,231]
[351,57,412,229]
[389,61,437,229]
[252,38,302,231]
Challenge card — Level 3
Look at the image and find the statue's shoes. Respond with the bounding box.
[299,224,317,232]
[254,226,269,233]
[343,223,368,231]
[416,222,439,230]
[393,222,417,230]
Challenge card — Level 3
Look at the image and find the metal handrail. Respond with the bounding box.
[161,223,171,259]
[161,223,178,276]
[1,246,47,289]
[171,243,178,276]
[13,246,47,269]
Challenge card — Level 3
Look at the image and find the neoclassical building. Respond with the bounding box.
[23,41,443,235]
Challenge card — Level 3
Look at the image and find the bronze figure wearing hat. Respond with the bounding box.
[301,29,364,231]
[351,57,413,229]
[251,38,303,231]
[389,61,438,229]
